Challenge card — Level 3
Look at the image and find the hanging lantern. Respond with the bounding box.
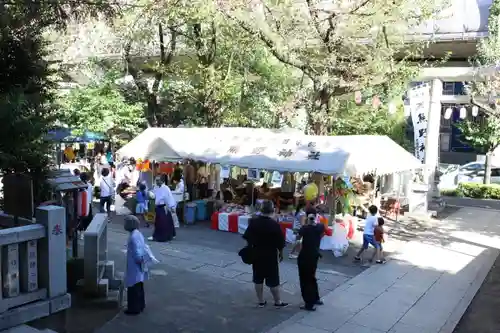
[472,105,479,117]
[460,106,467,119]
[388,102,396,114]
[444,107,453,120]
[354,91,362,105]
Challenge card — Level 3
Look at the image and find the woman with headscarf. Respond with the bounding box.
[150,176,176,242]
[124,215,147,315]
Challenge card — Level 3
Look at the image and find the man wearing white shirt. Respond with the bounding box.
[149,176,176,242]
[99,168,115,214]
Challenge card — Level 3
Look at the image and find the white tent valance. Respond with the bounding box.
[116,127,422,176]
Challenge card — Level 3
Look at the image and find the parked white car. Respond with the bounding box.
[439,161,500,189]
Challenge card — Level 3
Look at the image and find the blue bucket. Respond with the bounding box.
[184,203,196,225]
[195,200,207,221]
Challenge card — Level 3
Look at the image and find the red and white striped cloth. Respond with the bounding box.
[210,212,356,247]
[211,212,250,234]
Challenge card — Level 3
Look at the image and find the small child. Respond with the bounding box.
[289,203,306,259]
[135,183,148,227]
[354,205,381,263]
[371,217,386,264]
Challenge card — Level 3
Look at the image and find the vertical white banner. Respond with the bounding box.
[408,84,431,163]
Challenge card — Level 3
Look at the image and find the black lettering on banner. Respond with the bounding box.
[227,146,239,154]
[278,149,293,158]
[308,151,321,160]
[419,143,425,152]
[296,140,302,146]
[417,113,426,123]
[251,147,266,155]
[282,139,290,144]
[418,128,426,137]
[307,141,316,148]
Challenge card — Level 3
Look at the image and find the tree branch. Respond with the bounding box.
[221,10,309,76]
[192,22,216,66]
[123,41,149,97]
[350,0,373,14]
[471,95,498,116]
[263,4,282,34]
[305,0,325,40]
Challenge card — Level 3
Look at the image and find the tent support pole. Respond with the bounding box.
[329,176,336,225]
[395,172,402,222]
[372,175,379,206]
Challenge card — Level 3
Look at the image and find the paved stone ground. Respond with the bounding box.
[443,196,500,210]
[96,219,367,333]
[453,253,500,333]
[264,207,500,333]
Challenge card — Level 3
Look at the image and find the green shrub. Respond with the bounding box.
[455,183,500,200]
[440,189,458,197]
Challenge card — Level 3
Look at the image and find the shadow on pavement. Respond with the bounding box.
[28,293,120,333]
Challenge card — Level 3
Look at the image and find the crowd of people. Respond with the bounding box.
[239,200,386,312]
[70,152,386,315]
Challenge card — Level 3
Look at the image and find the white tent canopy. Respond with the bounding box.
[116,127,422,176]
[116,127,303,162]
[116,128,183,162]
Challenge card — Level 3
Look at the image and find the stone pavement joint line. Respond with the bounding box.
[263,208,500,333]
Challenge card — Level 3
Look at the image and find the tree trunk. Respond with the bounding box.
[484,152,492,184]
[307,86,331,135]
[146,95,159,127]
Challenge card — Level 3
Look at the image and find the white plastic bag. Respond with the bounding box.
[171,211,180,228]
[331,223,349,257]
[144,244,160,265]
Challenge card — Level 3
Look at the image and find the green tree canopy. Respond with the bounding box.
[57,68,146,144]
[455,117,500,155]
[0,0,114,203]
[221,0,448,134]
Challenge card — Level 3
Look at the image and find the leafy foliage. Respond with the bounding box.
[455,117,500,154]
[444,182,500,200]
[330,102,411,149]
[465,0,500,183]
[0,0,115,205]
[220,0,448,133]
[57,69,146,144]
[91,1,303,129]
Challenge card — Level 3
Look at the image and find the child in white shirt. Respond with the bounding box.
[354,205,383,263]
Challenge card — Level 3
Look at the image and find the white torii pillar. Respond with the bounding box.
[424,78,443,211]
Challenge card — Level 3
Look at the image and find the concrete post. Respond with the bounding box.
[84,213,109,296]
[36,206,67,298]
[424,78,443,212]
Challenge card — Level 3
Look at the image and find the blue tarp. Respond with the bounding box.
[45,128,108,142]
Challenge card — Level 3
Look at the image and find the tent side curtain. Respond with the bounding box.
[117,127,423,176]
